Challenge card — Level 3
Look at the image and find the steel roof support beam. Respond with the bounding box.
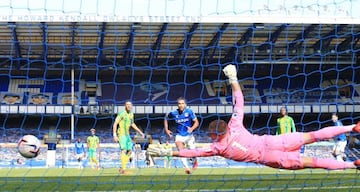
[224,24,254,62]
[41,22,48,61]
[174,23,199,64]
[257,24,287,51]
[9,22,22,59]
[149,23,168,66]
[337,31,360,52]
[313,24,347,52]
[123,24,136,66]
[70,22,77,62]
[201,23,229,63]
[96,22,107,66]
[288,24,318,50]
[8,22,22,68]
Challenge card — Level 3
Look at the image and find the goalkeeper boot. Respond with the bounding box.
[353,121,360,133]
[354,159,360,170]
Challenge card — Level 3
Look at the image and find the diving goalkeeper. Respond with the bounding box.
[148,64,360,170]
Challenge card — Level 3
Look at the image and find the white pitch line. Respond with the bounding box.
[166,185,360,192]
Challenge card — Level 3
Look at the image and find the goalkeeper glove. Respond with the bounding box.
[222,64,238,83]
[147,146,173,157]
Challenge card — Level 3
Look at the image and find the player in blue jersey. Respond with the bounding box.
[332,113,347,161]
[75,137,86,169]
[164,97,199,174]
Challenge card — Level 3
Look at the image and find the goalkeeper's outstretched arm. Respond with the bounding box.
[175,147,214,157]
[147,145,215,158]
[223,64,245,123]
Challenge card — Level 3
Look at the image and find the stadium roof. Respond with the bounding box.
[0,22,358,70]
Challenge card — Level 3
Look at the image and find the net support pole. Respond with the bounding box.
[71,68,75,140]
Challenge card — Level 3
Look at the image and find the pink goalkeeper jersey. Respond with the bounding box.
[178,90,356,170]
[179,90,269,163]
[179,90,305,167]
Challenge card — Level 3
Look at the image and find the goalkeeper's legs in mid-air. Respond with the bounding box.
[259,124,360,170]
[148,122,360,170]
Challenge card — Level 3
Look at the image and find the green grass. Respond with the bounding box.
[0,167,359,191]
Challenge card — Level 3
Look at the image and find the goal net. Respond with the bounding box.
[0,0,360,191]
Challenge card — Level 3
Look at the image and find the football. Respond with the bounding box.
[17,135,41,158]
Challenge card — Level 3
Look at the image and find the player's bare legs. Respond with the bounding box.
[175,141,191,174]
[165,98,199,174]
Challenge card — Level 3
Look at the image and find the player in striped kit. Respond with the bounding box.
[148,64,360,171]
[87,128,100,170]
[113,101,144,174]
[277,107,296,135]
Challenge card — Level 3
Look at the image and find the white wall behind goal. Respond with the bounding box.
[0,0,359,24]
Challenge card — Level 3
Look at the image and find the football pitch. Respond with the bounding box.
[1,168,360,191]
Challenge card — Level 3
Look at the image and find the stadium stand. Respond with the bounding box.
[0,75,359,105]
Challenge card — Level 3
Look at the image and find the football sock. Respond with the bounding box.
[121,153,130,170]
[309,125,353,141]
[311,158,355,170]
[92,158,99,167]
[168,160,171,168]
[181,157,189,169]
